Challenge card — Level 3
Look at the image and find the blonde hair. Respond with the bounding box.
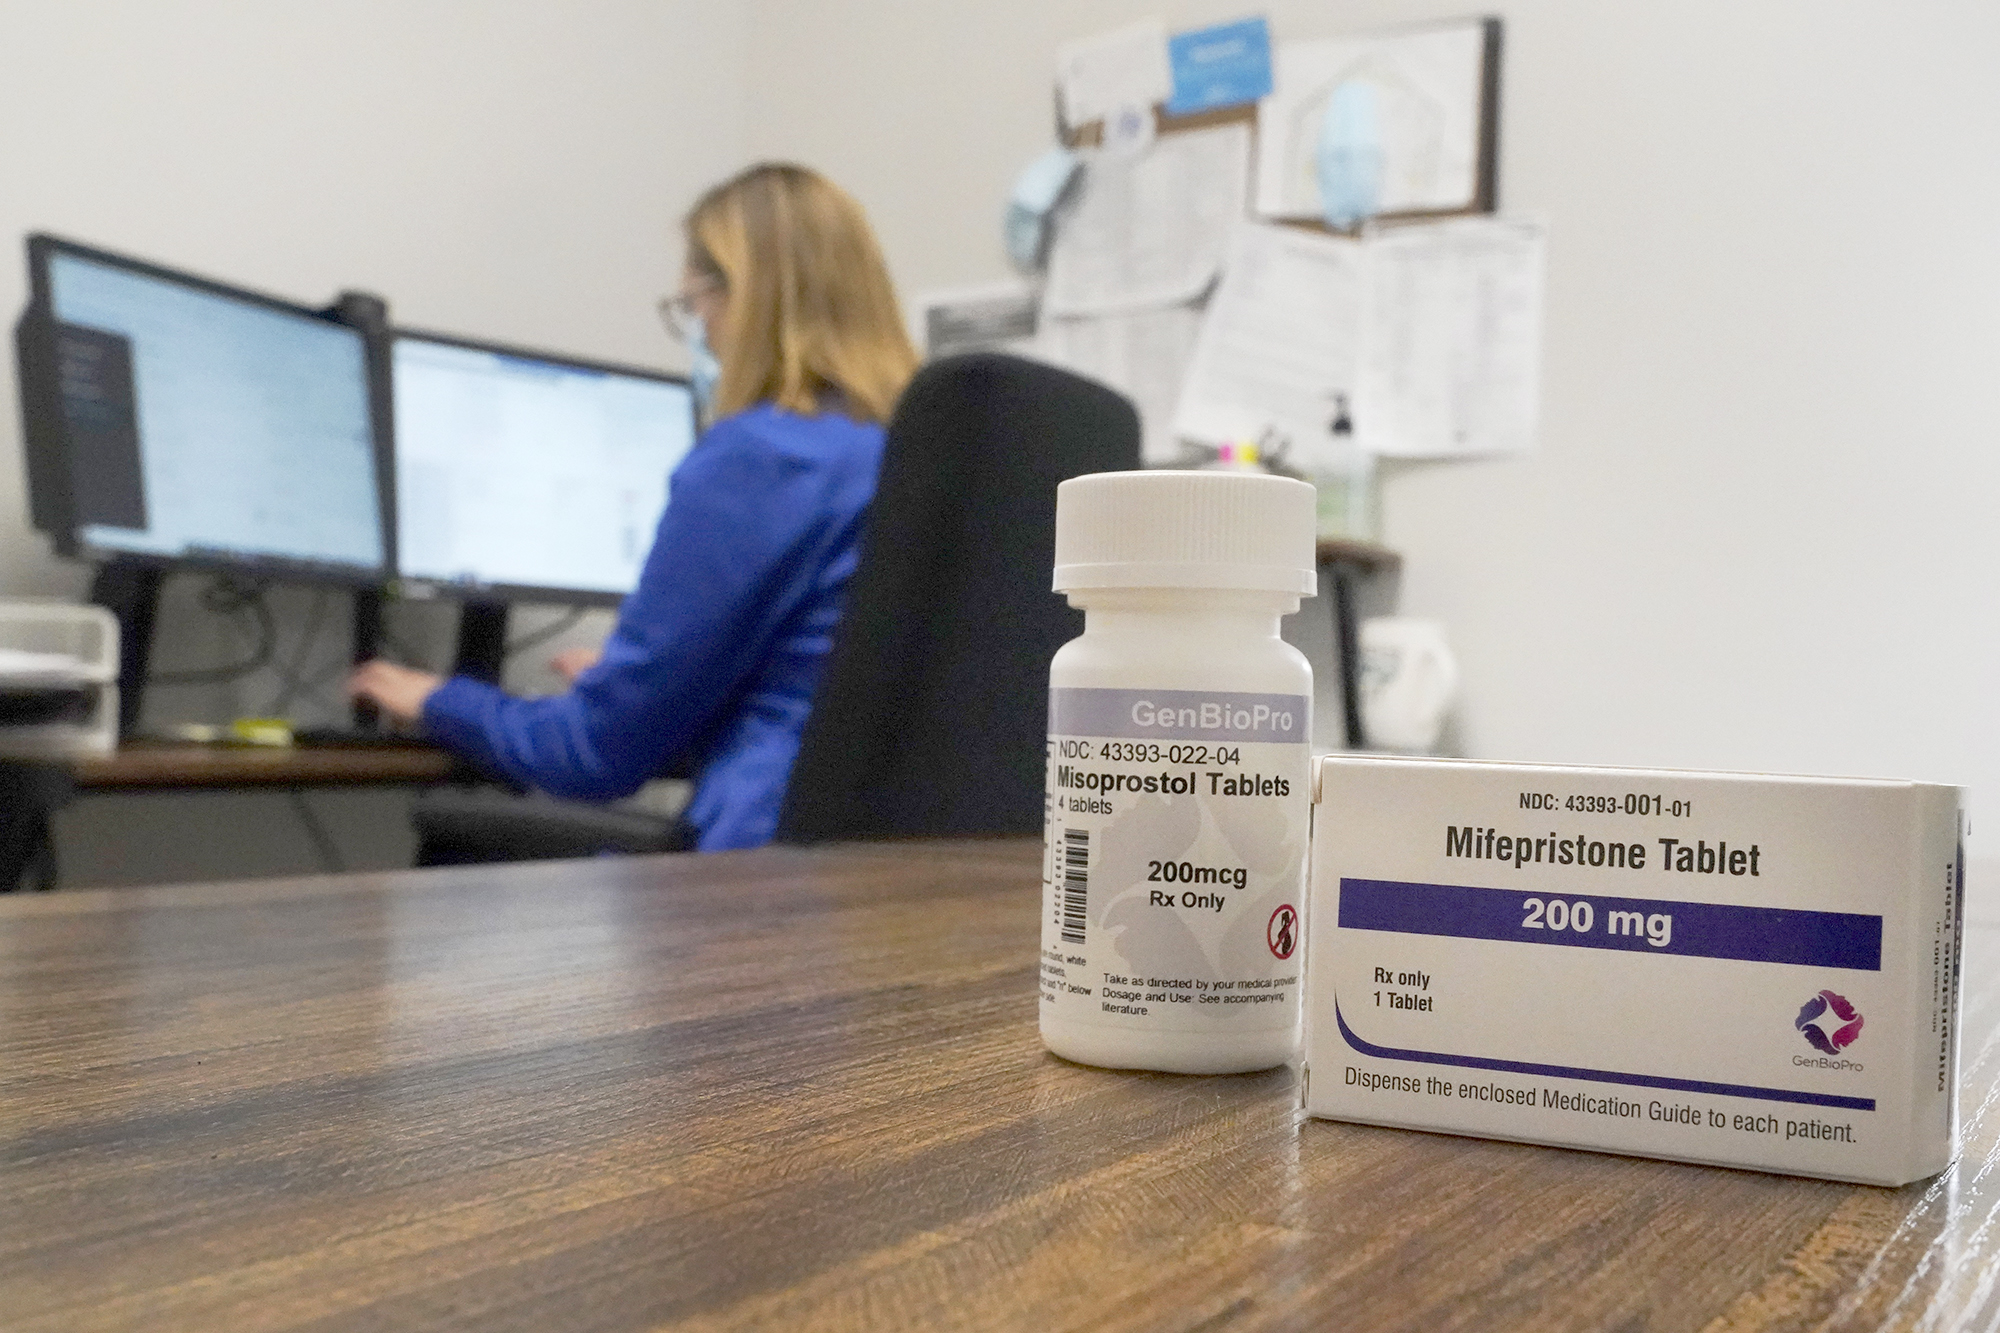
[685,163,918,425]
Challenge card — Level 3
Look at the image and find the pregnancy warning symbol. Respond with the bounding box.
[1268,905,1298,960]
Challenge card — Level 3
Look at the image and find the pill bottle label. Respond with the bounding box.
[1041,687,1311,1032]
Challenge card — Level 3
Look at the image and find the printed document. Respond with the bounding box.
[1044,122,1251,318]
[1357,217,1544,459]
[1174,217,1544,463]
[1171,223,1365,471]
[1037,304,1205,465]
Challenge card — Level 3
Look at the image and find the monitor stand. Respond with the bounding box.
[90,561,394,738]
[325,287,393,731]
[88,559,162,739]
[350,587,383,731]
[452,601,509,686]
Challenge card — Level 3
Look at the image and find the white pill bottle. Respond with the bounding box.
[1040,470,1317,1074]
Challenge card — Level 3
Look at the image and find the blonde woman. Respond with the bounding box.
[350,164,919,851]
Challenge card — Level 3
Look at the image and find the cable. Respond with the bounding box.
[377,601,445,671]
[148,576,278,686]
[287,790,347,874]
[267,589,333,715]
[506,606,588,658]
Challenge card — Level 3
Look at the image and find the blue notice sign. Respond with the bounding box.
[1166,16,1274,116]
[1340,878,1883,971]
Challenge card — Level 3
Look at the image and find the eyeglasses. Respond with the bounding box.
[657,279,722,343]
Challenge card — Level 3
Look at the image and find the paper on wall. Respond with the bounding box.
[1056,20,1173,128]
[1043,122,1251,318]
[1036,304,1205,465]
[1171,222,1366,472]
[1255,22,1486,221]
[1356,217,1544,458]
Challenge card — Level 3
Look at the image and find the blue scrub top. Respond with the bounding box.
[422,403,885,851]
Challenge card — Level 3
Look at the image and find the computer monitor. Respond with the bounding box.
[390,332,697,604]
[15,234,387,582]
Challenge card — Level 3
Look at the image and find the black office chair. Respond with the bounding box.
[777,352,1140,841]
[411,352,1140,862]
[0,762,70,892]
[411,786,693,864]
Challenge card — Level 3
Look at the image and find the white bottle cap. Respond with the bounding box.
[1053,470,1318,594]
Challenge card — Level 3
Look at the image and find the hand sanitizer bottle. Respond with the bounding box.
[1040,470,1317,1074]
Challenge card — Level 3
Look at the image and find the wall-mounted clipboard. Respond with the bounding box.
[1033,16,1522,469]
[1058,16,1503,235]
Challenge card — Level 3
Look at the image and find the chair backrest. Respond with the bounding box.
[777,353,1141,843]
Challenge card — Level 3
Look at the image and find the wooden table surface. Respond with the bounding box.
[4,839,1999,1332]
[69,740,456,790]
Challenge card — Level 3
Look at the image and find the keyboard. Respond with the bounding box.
[288,727,431,749]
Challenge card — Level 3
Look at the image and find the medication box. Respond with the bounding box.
[1305,755,1966,1185]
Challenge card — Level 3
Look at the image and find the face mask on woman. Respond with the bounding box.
[686,315,722,415]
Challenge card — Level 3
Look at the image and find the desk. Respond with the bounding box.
[1317,536,1401,748]
[70,740,456,792]
[0,743,455,892]
[4,839,1997,1331]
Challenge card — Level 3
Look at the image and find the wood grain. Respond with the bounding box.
[70,741,455,790]
[2,840,1995,1332]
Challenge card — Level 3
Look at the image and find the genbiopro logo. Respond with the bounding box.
[1796,990,1863,1055]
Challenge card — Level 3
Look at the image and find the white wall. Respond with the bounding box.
[746,0,2000,803]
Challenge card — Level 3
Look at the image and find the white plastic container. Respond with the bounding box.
[1040,470,1317,1074]
[0,600,119,758]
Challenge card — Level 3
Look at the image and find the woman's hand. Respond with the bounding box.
[550,647,602,683]
[347,660,446,726]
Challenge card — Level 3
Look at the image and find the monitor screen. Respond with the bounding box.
[31,241,385,577]
[391,335,696,601]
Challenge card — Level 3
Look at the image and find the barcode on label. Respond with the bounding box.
[1061,827,1089,944]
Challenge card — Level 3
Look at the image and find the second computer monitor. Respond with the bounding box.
[392,334,698,603]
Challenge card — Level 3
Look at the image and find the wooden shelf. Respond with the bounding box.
[1315,537,1401,572]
